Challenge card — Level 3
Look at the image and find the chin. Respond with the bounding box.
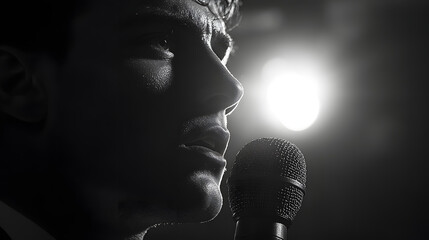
[171,171,224,223]
[116,171,224,237]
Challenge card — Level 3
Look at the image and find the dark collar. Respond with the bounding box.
[0,227,11,240]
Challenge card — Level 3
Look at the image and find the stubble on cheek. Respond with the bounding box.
[126,59,174,93]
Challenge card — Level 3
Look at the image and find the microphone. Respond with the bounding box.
[227,138,307,240]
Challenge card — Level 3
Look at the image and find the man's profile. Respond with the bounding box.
[0,0,243,239]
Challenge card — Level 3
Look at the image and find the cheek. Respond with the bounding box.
[54,56,178,178]
[124,59,173,94]
[118,58,178,149]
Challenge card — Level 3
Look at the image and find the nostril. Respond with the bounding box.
[225,102,239,115]
[204,95,230,113]
[203,90,242,116]
[205,79,243,115]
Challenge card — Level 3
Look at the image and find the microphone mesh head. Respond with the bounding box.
[227,138,307,226]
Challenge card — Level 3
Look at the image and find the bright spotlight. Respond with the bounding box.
[264,58,321,131]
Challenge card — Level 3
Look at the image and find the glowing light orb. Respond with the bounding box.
[264,58,321,131]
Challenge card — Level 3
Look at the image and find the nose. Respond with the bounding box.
[205,52,244,115]
[178,44,244,117]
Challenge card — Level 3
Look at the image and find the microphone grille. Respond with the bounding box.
[227,138,307,226]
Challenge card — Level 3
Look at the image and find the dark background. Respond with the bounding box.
[147,0,429,240]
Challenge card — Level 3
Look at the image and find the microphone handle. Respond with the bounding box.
[234,218,288,240]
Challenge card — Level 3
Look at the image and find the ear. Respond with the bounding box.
[0,46,47,122]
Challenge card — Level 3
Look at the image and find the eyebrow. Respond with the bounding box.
[122,7,234,48]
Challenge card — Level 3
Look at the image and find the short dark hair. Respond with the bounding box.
[205,0,242,30]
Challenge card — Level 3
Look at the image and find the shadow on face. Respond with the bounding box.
[0,0,243,238]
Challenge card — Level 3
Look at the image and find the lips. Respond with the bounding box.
[176,125,229,183]
[180,126,230,156]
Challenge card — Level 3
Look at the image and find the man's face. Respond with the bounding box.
[45,0,242,233]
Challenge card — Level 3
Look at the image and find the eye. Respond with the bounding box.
[128,30,175,59]
[150,33,173,53]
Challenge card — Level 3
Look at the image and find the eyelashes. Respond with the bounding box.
[131,29,233,63]
[148,29,175,53]
[144,31,175,59]
[127,29,175,59]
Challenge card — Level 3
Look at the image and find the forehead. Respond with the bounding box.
[92,0,227,35]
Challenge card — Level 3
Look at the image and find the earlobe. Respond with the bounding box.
[0,46,47,122]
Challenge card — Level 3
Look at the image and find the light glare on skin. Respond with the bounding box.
[127,59,173,92]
